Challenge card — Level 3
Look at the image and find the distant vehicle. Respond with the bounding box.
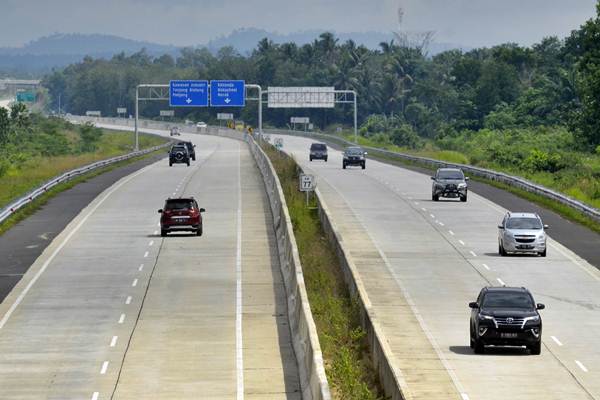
[185,119,195,126]
[498,212,548,257]
[170,126,180,136]
[431,168,468,202]
[342,146,367,169]
[158,197,205,237]
[469,286,544,355]
[309,143,328,162]
[196,121,207,132]
[169,144,190,167]
[177,141,196,161]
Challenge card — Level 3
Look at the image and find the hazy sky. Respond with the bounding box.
[0,0,597,48]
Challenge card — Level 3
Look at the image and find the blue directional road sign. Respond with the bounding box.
[210,80,245,107]
[169,80,208,107]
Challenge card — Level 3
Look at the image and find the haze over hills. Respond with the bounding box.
[0,31,469,76]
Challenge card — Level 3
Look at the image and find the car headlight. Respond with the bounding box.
[523,315,540,327]
[458,183,467,188]
[478,314,494,321]
[537,234,546,241]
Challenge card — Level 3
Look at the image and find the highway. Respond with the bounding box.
[0,129,300,399]
[274,134,600,400]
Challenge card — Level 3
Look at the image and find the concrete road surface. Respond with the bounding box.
[0,130,300,399]
[275,134,600,400]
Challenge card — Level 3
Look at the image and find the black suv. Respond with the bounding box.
[343,146,367,169]
[169,145,190,167]
[177,141,196,161]
[309,143,328,162]
[431,168,469,202]
[469,287,544,355]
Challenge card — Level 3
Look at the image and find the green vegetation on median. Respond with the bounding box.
[260,142,383,400]
[0,104,167,209]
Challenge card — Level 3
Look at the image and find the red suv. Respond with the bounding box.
[158,197,204,236]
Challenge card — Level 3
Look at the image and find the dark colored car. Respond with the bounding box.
[309,143,328,162]
[169,145,190,167]
[158,197,205,236]
[342,146,367,169]
[431,168,469,202]
[469,287,544,355]
[177,141,196,161]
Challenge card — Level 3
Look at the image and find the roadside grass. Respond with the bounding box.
[0,129,166,209]
[260,143,384,400]
[0,148,166,237]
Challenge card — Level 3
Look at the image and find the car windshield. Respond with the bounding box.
[506,217,542,230]
[311,144,326,151]
[482,292,534,309]
[437,170,464,180]
[346,147,363,155]
[165,200,194,210]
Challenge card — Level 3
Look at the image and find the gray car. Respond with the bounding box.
[498,212,548,257]
[431,168,469,202]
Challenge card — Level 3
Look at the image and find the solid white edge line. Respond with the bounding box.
[91,392,99,400]
[100,361,109,374]
[110,336,118,347]
[551,336,563,346]
[236,142,244,400]
[118,314,125,324]
[0,162,154,330]
[575,360,588,372]
[497,278,506,286]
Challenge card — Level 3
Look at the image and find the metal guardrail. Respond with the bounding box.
[264,128,600,224]
[0,141,172,225]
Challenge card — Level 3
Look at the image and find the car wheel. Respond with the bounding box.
[529,341,542,355]
[343,162,346,169]
[499,242,506,256]
[432,194,439,201]
[474,338,485,354]
[196,225,203,236]
[310,157,313,162]
[469,326,475,349]
[186,161,190,166]
[169,161,172,167]
[361,162,366,170]
[325,157,328,162]
[460,194,468,202]
[161,229,167,237]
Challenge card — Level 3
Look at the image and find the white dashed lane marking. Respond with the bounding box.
[497,278,506,286]
[118,314,125,324]
[100,361,109,375]
[459,240,465,246]
[148,240,154,247]
[110,336,118,347]
[449,230,455,236]
[482,263,490,271]
[138,264,144,271]
[91,392,99,400]
[575,360,588,372]
[132,279,138,287]
[469,251,477,257]
[551,336,563,346]
[125,296,132,305]
[143,251,149,258]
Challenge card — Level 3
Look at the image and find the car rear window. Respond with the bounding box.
[437,170,464,180]
[172,146,186,152]
[482,292,534,309]
[506,218,542,230]
[311,144,326,151]
[165,200,195,210]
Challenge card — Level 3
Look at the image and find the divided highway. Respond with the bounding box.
[0,130,300,399]
[274,134,600,400]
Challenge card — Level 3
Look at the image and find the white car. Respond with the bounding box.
[196,121,207,129]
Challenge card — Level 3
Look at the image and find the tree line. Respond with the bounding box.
[43,2,600,150]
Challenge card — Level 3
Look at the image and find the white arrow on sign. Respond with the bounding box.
[186,98,192,104]
[224,98,231,104]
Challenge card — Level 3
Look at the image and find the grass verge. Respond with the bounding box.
[0,148,166,237]
[260,143,384,400]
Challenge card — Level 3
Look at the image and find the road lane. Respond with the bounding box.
[0,131,300,399]
[276,134,600,400]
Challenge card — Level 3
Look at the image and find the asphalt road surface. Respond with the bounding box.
[0,129,300,399]
[275,134,600,400]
